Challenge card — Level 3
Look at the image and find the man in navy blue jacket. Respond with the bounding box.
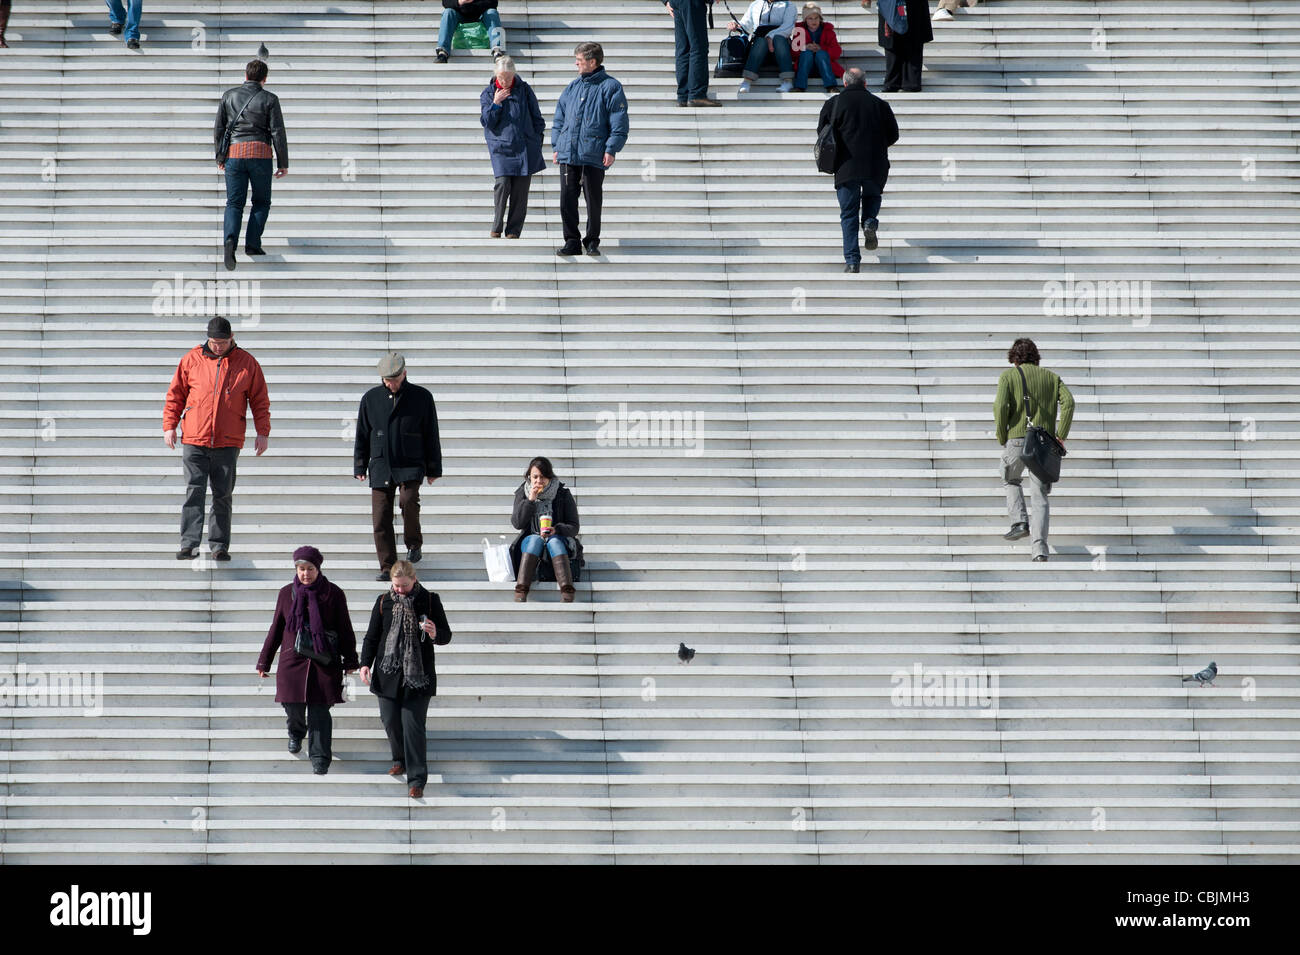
[551,42,629,257]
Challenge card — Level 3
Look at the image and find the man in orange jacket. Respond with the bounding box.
[162,317,271,561]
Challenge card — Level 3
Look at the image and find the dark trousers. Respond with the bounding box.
[492,174,532,236]
[559,163,605,246]
[372,480,422,571]
[671,0,711,102]
[883,45,924,91]
[836,178,884,266]
[378,687,432,787]
[283,702,333,764]
[224,156,273,249]
[180,444,240,550]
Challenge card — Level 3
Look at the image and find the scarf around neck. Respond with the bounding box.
[380,586,430,691]
[523,477,560,531]
[289,574,329,658]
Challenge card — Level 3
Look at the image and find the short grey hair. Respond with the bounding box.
[843,67,867,89]
[495,55,517,74]
[574,41,604,65]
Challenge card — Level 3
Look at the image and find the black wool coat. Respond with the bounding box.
[509,482,584,581]
[818,86,900,190]
[877,0,934,50]
[360,582,452,699]
[354,380,442,489]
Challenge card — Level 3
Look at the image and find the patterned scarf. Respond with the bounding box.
[379,586,430,691]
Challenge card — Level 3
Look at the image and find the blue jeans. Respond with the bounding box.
[743,34,793,81]
[521,534,569,560]
[836,178,882,266]
[438,8,504,52]
[794,50,836,90]
[105,0,142,42]
[223,157,273,249]
[671,0,711,102]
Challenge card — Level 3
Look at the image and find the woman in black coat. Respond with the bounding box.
[864,0,934,92]
[360,560,452,799]
[511,455,583,603]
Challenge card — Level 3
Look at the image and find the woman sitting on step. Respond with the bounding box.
[511,456,583,602]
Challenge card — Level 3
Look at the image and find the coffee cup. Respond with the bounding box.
[539,516,554,533]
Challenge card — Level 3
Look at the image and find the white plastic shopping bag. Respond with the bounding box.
[483,536,513,583]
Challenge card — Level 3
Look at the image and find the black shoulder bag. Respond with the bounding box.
[217,89,266,161]
[1016,365,1067,485]
[294,626,339,667]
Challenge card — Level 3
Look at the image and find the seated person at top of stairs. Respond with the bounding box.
[791,4,845,93]
[437,0,505,63]
[731,0,798,95]
[481,56,546,238]
[934,0,980,22]
[511,456,583,603]
[256,547,360,776]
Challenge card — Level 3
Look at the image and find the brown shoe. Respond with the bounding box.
[688,97,723,107]
[387,762,405,776]
[409,785,424,799]
[514,551,540,602]
[504,234,520,239]
[490,231,501,238]
[552,552,576,603]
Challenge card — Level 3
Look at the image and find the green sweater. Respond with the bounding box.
[994,363,1075,444]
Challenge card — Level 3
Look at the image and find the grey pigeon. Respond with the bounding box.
[677,642,695,664]
[1181,661,1217,687]
[257,42,269,59]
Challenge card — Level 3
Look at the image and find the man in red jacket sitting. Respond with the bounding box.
[162,317,271,561]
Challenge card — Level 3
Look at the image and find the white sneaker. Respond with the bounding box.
[737,79,751,96]
[778,80,793,93]
[933,8,954,19]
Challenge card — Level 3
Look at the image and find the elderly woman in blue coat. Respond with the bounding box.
[481,56,546,238]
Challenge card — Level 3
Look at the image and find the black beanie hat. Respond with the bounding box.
[207,316,233,339]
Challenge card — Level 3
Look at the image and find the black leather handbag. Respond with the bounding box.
[715,2,750,77]
[1016,365,1066,485]
[815,121,838,174]
[294,627,338,667]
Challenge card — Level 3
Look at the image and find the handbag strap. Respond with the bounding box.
[1015,364,1035,430]
[222,88,266,145]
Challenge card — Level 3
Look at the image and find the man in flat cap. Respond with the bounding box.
[162,316,271,561]
[355,353,442,580]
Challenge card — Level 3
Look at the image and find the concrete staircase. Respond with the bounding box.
[1,0,1299,862]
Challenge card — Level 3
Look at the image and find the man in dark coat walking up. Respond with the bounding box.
[818,68,899,271]
[355,353,443,580]
[865,0,934,92]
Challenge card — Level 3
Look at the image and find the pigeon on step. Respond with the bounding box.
[677,642,695,664]
[257,42,269,60]
[1181,661,1217,687]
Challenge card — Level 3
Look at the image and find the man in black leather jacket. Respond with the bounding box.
[214,59,289,270]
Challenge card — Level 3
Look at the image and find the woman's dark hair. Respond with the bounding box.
[1007,338,1041,366]
[524,456,556,480]
[246,59,269,82]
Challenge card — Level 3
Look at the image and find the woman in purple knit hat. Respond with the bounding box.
[257,546,359,774]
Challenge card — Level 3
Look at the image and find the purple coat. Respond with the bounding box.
[257,580,360,705]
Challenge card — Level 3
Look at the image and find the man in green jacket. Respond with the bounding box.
[993,338,1075,561]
